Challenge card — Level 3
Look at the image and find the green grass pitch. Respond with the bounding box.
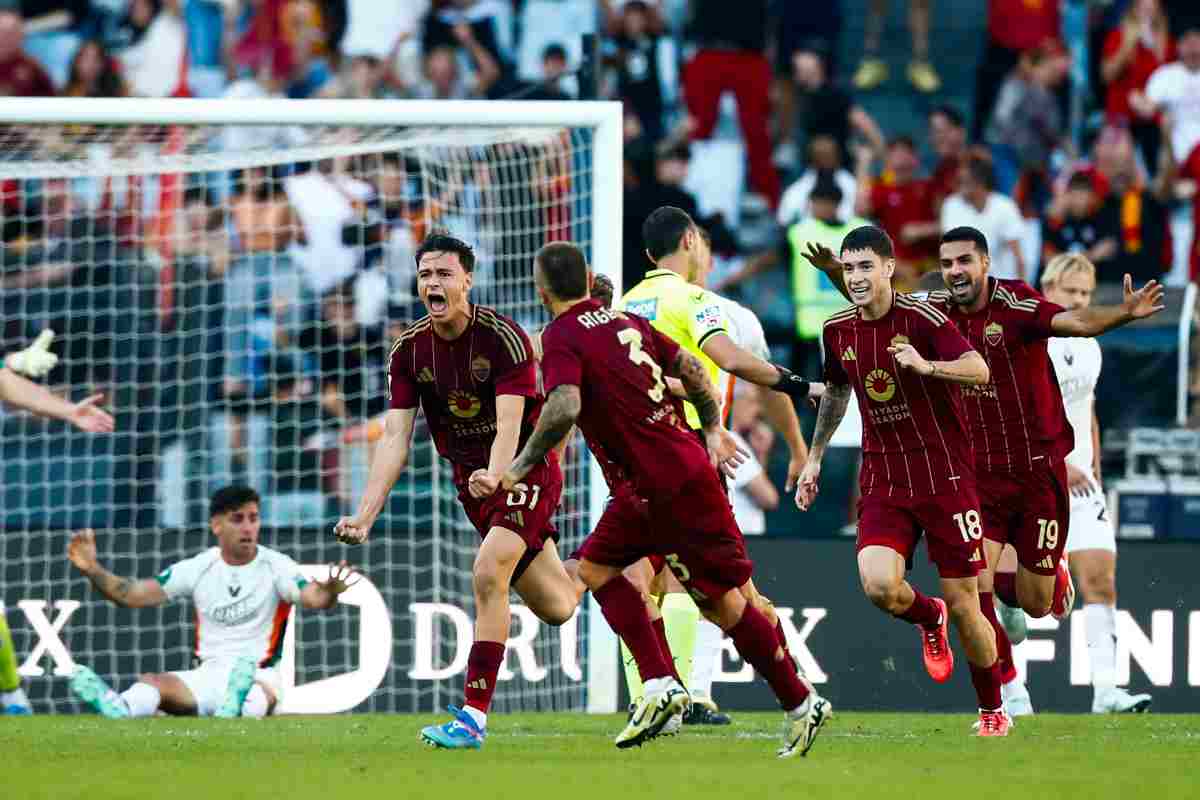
[7,712,1197,800]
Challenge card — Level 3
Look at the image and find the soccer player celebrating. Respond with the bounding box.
[334,232,580,750]
[67,486,357,719]
[0,331,115,715]
[1038,253,1152,713]
[795,225,1010,736]
[505,241,832,758]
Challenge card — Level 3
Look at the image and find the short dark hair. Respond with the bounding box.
[210,485,261,518]
[887,134,917,152]
[840,225,895,260]
[415,231,476,273]
[542,43,567,62]
[940,226,990,256]
[642,206,695,261]
[1066,171,1094,192]
[930,104,965,128]
[963,154,996,190]
[536,241,589,300]
[591,273,614,308]
[810,171,843,204]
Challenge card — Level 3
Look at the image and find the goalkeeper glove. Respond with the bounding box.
[5,330,58,378]
[770,364,811,401]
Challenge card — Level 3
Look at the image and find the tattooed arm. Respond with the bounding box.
[502,384,581,489]
[670,349,722,430]
[795,383,852,510]
[67,529,167,609]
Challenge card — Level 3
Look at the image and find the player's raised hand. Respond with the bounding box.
[806,381,826,410]
[888,343,931,375]
[67,529,100,574]
[1122,274,1166,319]
[468,469,501,498]
[795,460,822,511]
[334,514,374,546]
[317,560,362,597]
[705,427,749,478]
[801,242,842,274]
[5,329,58,378]
[70,393,115,433]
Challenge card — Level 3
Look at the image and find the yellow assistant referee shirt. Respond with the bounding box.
[618,268,730,430]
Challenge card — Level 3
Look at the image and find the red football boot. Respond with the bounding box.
[975,708,1012,737]
[1051,557,1076,620]
[920,598,954,683]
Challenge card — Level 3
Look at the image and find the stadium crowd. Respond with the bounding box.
[0,0,1198,528]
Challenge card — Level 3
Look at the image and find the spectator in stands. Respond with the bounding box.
[984,40,1070,199]
[264,353,330,526]
[605,1,666,141]
[0,10,55,96]
[412,43,491,99]
[320,52,403,99]
[941,153,1027,281]
[851,0,940,93]
[221,45,309,151]
[517,42,572,100]
[118,0,189,97]
[421,0,505,98]
[1145,21,1200,166]
[284,158,373,299]
[928,105,968,213]
[777,135,857,228]
[855,136,939,289]
[973,0,1061,140]
[64,39,127,97]
[1101,0,1174,172]
[791,40,885,171]
[727,387,778,536]
[1041,171,1119,271]
[682,0,780,209]
[772,0,841,161]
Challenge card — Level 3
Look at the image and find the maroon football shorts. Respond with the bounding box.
[856,485,985,579]
[458,457,563,582]
[644,466,753,603]
[979,459,1070,576]
[575,488,655,568]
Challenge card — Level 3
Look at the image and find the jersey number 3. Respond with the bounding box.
[618,329,666,402]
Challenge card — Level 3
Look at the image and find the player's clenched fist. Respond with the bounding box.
[888,342,932,375]
[795,460,822,511]
[468,469,501,498]
[67,528,100,575]
[333,515,373,546]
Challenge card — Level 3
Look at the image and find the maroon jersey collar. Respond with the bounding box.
[431,304,478,343]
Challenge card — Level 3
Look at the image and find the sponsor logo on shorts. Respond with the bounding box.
[890,334,910,348]
[985,321,1004,347]
[1037,555,1055,569]
[864,368,896,403]
[470,355,491,383]
[447,390,482,419]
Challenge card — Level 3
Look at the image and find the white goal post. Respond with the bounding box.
[0,98,621,715]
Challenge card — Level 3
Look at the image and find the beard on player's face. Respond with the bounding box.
[213,506,260,560]
[940,245,987,306]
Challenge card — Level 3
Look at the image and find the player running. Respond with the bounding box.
[805,225,1165,716]
[333,232,580,751]
[1031,253,1151,713]
[795,225,1010,736]
[504,241,831,758]
[0,330,115,716]
[67,486,358,719]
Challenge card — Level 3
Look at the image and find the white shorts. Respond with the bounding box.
[1064,480,1116,554]
[172,658,283,717]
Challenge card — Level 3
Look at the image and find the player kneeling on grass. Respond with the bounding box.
[66,486,359,719]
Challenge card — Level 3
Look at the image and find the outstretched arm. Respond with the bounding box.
[701,333,815,403]
[300,561,361,610]
[889,344,990,385]
[1050,274,1166,337]
[800,241,851,302]
[67,529,166,609]
[0,369,114,433]
[503,384,581,488]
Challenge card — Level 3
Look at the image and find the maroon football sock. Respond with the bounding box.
[993,571,1019,607]
[595,577,672,681]
[774,619,795,668]
[651,616,683,684]
[968,659,1004,712]
[895,588,942,628]
[463,641,505,714]
[979,591,1018,683]
[727,605,810,710]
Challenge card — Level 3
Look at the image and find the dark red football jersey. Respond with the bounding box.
[927,278,1074,472]
[822,293,976,498]
[540,298,708,498]
[388,305,545,486]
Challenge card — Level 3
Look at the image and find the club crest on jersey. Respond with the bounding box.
[471,355,491,383]
[448,389,482,418]
[865,368,896,402]
[891,334,910,348]
[985,322,1004,347]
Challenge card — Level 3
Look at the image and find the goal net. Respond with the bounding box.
[0,98,621,715]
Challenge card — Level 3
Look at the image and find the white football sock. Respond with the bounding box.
[642,676,669,697]
[461,705,486,730]
[1,687,29,707]
[241,685,269,719]
[690,619,723,700]
[1085,603,1118,695]
[119,682,161,717]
